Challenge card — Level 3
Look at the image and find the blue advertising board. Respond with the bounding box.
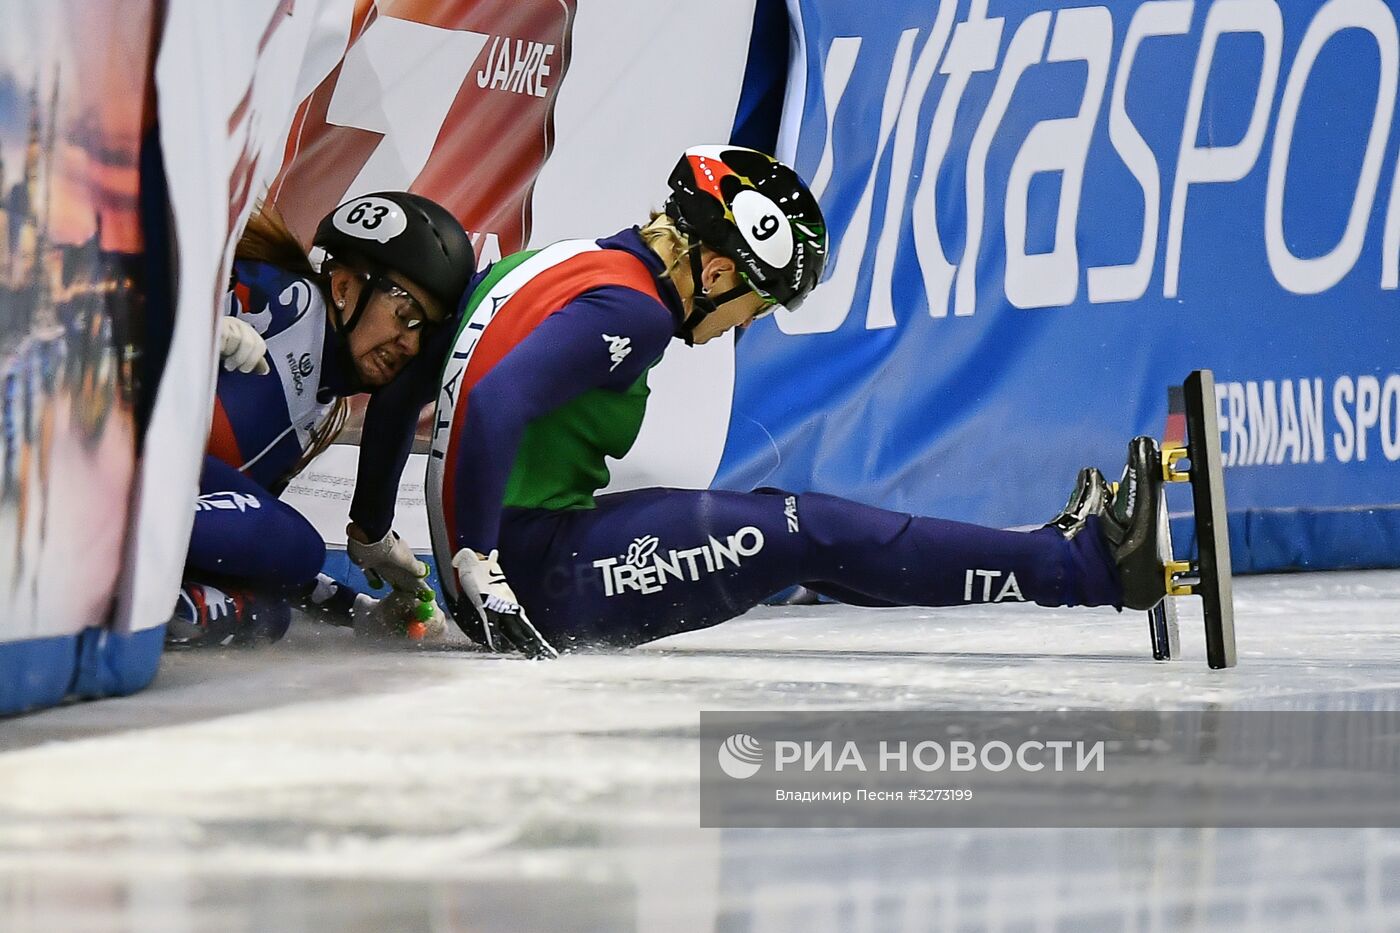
[717,0,1400,572]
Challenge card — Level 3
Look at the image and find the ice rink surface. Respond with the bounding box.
[3,570,1399,932]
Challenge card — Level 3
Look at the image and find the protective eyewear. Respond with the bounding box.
[364,272,434,332]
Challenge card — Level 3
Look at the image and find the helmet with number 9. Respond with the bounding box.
[663,146,827,311]
[313,191,475,316]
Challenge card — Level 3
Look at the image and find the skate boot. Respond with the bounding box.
[299,572,376,622]
[298,572,442,641]
[1044,467,1110,539]
[1100,436,1168,611]
[165,582,290,648]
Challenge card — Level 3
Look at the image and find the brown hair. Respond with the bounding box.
[235,200,316,275]
[234,201,348,487]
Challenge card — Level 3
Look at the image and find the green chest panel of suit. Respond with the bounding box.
[503,372,654,511]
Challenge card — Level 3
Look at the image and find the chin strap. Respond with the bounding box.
[324,269,374,394]
[676,242,750,346]
[332,267,376,335]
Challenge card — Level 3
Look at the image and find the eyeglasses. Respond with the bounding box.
[363,272,433,332]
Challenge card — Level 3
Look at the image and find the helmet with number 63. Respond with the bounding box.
[663,146,827,312]
[313,191,475,314]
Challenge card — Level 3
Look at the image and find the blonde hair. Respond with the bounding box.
[233,201,348,489]
[640,212,699,281]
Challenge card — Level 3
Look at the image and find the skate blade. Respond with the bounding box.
[1145,370,1236,669]
[1147,485,1181,661]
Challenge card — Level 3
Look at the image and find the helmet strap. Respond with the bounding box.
[335,272,376,335]
[323,259,383,337]
[323,268,374,394]
[677,243,749,346]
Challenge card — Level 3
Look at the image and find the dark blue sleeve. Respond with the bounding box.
[348,319,457,540]
[451,285,674,553]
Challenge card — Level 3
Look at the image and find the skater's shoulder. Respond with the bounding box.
[566,282,677,355]
[228,260,325,334]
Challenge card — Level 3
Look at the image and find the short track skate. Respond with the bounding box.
[1146,370,1236,669]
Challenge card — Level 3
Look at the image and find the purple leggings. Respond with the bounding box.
[496,487,1122,648]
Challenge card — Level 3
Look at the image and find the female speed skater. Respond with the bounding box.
[423,146,1169,657]
[167,191,476,647]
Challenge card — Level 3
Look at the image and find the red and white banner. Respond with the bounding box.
[268,1,577,261]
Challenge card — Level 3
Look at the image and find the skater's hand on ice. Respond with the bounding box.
[219,317,271,375]
[452,549,558,659]
[353,589,447,641]
[347,526,430,593]
[347,527,451,640]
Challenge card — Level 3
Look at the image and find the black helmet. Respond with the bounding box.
[313,191,474,320]
[663,146,827,312]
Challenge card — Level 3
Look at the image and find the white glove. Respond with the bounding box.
[451,548,557,658]
[219,316,270,375]
[347,528,429,593]
[352,589,447,641]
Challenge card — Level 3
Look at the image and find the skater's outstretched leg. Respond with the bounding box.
[795,488,1121,611]
[498,476,1127,648]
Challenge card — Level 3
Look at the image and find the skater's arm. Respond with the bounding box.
[348,321,456,541]
[451,287,673,552]
[218,262,316,376]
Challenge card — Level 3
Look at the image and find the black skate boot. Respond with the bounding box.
[1044,467,1110,539]
[1100,436,1168,611]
